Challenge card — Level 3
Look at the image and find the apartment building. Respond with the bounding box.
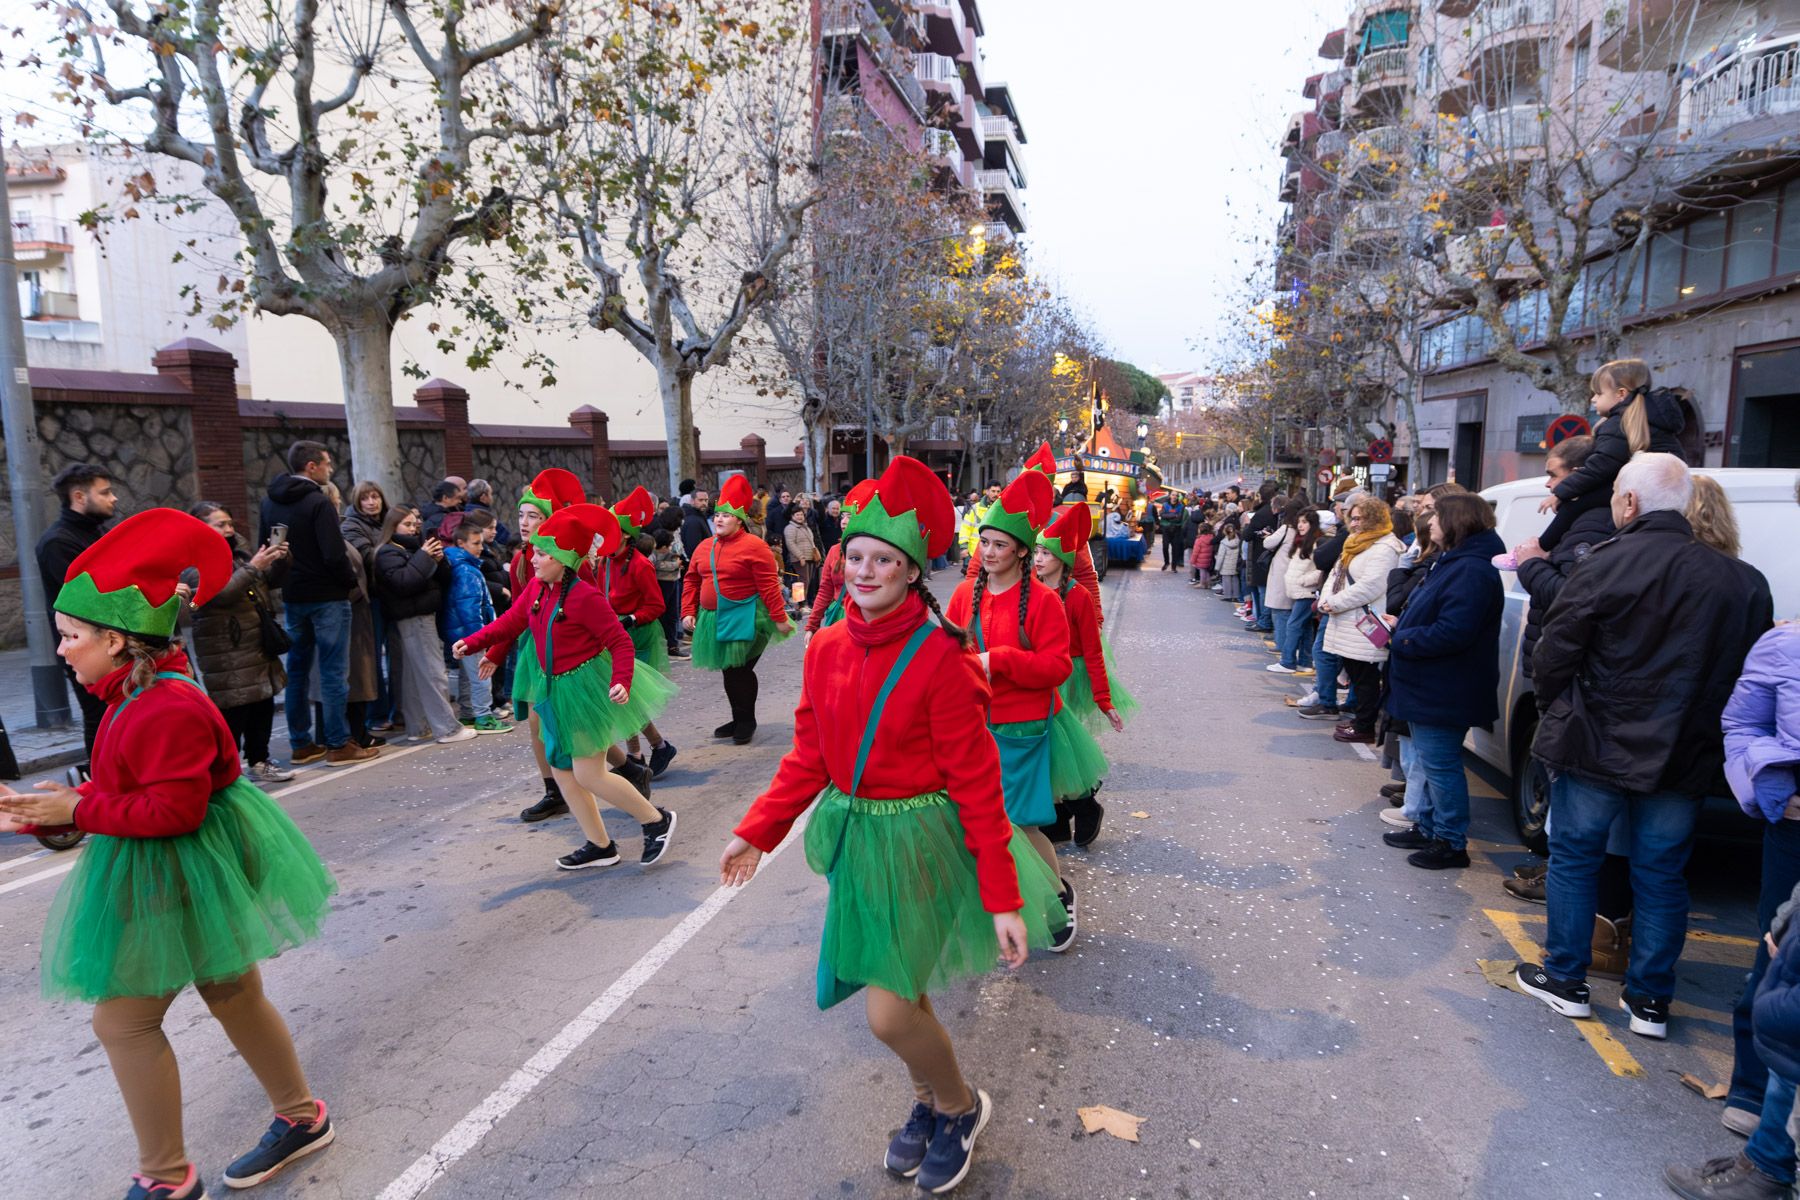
[1156,370,1221,418]
[1275,0,1800,490]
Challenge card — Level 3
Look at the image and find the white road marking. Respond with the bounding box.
[377,813,811,1200]
[1351,741,1378,762]
[0,848,53,874]
[0,860,78,895]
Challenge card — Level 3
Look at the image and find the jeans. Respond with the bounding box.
[1312,618,1341,707]
[1409,723,1472,850]
[1398,735,1429,824]
[454,655,493,720]
[283,599,351,749]
[1270,607,1290,657]
[1544,773,1700,997]
[1249,584,1272,630]
[1731,820,1800,1117]
[1278,598,1315,669]
[1747,1071,1799,1184]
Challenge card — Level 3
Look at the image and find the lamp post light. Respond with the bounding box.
[1135,420,1150,448]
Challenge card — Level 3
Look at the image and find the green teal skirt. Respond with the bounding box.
[512,629,547,706]
[1061,650,1138,733]
[1048,703,1108,800]
[629,621,671,675]
[538,651,679,768]
[40,778,337,1002]
[689,602,792,671]
[990,718,1056,827]
[803,786,1067,1008]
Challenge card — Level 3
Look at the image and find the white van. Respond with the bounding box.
[1475,468,1799,850]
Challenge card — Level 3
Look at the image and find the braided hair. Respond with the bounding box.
[970,532,1033,650]
[913,578,971,648]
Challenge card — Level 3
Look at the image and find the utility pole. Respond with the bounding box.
[0,144,71,729]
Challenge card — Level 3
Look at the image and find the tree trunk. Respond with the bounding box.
[331,318,404,499]
[657,362,700,496]
[801,398,829,492]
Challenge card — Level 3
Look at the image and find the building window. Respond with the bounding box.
[1644,232,1682,311]
[1360,10,1410,54]
[1681,213,1726,299]
[1572,32,1591,90]
[1778,179,1800,276]
[1416,44,1438,90]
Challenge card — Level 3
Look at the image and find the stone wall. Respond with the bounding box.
[768,465,805,496]
[471,442,593,513]
[610,453,672,499]
[238,422,446,520]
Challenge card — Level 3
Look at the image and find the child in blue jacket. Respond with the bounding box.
[441,515,507,735]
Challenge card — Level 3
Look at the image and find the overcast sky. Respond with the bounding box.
[978,0,1344,376]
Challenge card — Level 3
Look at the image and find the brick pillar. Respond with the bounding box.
[414,379,473,480]
[568,406,613,501]
[153,338,246,516]
[740,434,768,489]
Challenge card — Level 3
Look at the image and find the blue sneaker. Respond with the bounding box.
[222,1100,335,1189]
[915,1088,992,1194]
[884,1101,936,1178]
[125,1166,204,1199]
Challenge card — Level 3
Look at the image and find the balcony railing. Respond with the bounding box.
[1447,227,1535,281]
[1316,128,1352,165]
[1343,123,1406,173]
[1466,102,1545,149]
[18,282,79,319]
[1355,47,1410,88]
[1471,0,1555,43]
[915,51,964,104]
[11,219,72,244]
[975,168,1026,231]
[1681,36,1800,140]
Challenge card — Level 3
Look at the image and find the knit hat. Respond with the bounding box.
[530,503,622,570]
[978,467,1055,549]
[715,474,754,524]
[437,512,471,542]
[611,486,656,538]
[55,508,234,643]
[839,456,955,570]
[1037,501,1091,568]
[520,468,586,518]
[1022,442,1058,476]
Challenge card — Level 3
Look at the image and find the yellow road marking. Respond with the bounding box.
[1687,929,1759,948]
[1482,908,1646,1078]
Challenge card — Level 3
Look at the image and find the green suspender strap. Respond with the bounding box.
[815,620,934,1010]
[710,540,758,643]
[96,671,204,758]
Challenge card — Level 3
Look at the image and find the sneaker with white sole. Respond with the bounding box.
[1265,663,1296,674]
[1379,806,1413,828]
[915,1089,993,1195]
[222,1100,334,1188]
[248,760,296,784]
[1515,962,1592,1018]
[1620,990,1670,1039]
[639,808,677,866]
[558,840,621,871]
[436,726,478,744]
[1048,880,1076,953]
[884,1101,935,1178]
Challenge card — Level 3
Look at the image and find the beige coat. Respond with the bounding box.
[1321,533,1405,663]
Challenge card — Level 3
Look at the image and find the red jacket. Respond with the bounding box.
[963,541,1103,626]
[467,576,635,689]
[804,542,845,634]
[681,530,789,623]
[1059,581,1113,711]
[34,651,240,839]
[945,575,1071,725]
[734,592,1023,913]
[600,549,664,626]
[1191,531,1215,570]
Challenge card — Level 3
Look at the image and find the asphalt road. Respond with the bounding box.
[0,564,1763,1199]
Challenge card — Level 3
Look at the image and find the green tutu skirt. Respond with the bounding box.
[538,650,679,767]
[512,630,547,706]
[803,787,1068,1008]
[40,778,336,1002]
[1062,650,1139,733]
[1048,703,1108,801]
[629,621,671,674]
[689,603,792,671]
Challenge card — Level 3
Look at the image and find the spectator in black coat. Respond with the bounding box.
[1513,436,1613,678]
[35,462,118,762]
[465,478,512,548]
[419,478,466,534]
[680,490,713,558]
[1244,482,1282,630]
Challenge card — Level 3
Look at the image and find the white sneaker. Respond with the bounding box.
[1265,663,1296,674]
[437,726,479,744]
[249,760,297,784]
[1285,690,1319,708]
[1379,807,1413,827]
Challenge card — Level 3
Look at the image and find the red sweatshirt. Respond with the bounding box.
[681,530,790,624]
[468,576,636,689]
[804,542,845,634]
[962,540,1103,625]
[601,549,664,626]
[945,574,1071,725]
[29,651,240,839]
[734,592,1023,913]
[1059,582,1112,712]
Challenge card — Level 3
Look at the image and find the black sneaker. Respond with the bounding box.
[1663,1153,1792,1200]
[1049,880,1076,954]
[1515,962,1592,1019]
[668,645,691,661]
[611,757,652,801]
[1379,781,1405,802]
[1382,825,1433,849]
[1620,989,1670,1039]
[1408,840,1471,870]
[640,808,677,866]
[222,1100,335,1188]
[1296,704,1342,721]
[558,841,621,871]
[1043,800,1073,845]
[125,1167,205,1199]
[884,1100,935,1178]
[648,741,678,779]
[916,1089,993,1194]
[713,720,737,739]
[1073,794,1105,849]
[519,785,568,823]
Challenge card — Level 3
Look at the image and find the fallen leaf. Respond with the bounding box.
[1130,811,1150,820]
[1477,959,1524,994]
[1078,1105,1146,1142]
[1680,1072,1730,1100]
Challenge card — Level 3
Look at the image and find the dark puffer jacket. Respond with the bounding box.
[1531,510,1773,795]
[1516,500,1615,678]
[1550,388,1686,506]
[188,542,288,710]
[259,474,355,603]
[1386,529,1506,730]
[374,534,450,621]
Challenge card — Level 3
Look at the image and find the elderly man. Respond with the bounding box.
[1517,453,1771,1040]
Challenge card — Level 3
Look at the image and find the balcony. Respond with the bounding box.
[1316,128,1352,168]
[1596,0,1709,72]
[1470,0,1555,46]
[10,219,74,264]
[1335,199,1407,251]
[924,128,971,189]
[1438,0,1479,13]
[1343,123,1407,176]
[950,89,983,157]
[18,281,79,319]
[1680,36,1800,142]
[919,0,973,61]
[915,52,964,105]
[981,115,1027,185]
[975,168,1026,233]
[1279,161,1301,202]
[1350,47,1411,111]
[1464,102,1546,154]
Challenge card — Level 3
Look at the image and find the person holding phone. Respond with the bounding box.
[372,506,468,744]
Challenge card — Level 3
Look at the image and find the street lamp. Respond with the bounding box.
[1135,420,1150,447]
[1057,415,1069,435]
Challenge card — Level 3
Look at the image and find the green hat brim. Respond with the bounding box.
[55,571,180,641]
[841,492,929,568]
[528,530,586,570]
[519,487,552,519]
[978,506,1037,550]
[1036,529,1078,567]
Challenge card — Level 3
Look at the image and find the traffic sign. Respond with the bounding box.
[1544,413,1590,448]
[1368,438,1394,464]
[1315,467,1333,486]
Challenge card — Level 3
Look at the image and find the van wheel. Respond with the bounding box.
[1511,718,1551,856]
[34,828,85,852]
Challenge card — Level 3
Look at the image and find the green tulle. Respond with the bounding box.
[539,650,679,763]
[1048,703,1108,800]
[1061,649,1138,734]
[40,777,337,1002]
[802,787,1067,1007]
[511,629,547,706]
[628,621,671,675]
[688,603,792,671]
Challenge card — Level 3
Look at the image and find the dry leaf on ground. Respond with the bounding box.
[1679,1072,1730,1100]
[1476,959,1524,994]
[1130,811,1150,819]
[1078,1105,1146,1142]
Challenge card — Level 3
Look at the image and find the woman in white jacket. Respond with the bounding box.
[1262,516,1296,673]
[1316,496,1406,744]
[1279,508,1324,674]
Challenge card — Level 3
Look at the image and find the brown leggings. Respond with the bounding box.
[91,967,315,1183]
[865,988,974,1115]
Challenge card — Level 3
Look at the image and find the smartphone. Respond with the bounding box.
[269,523,289,548]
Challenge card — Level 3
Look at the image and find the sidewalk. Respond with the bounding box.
[0,647,87,777]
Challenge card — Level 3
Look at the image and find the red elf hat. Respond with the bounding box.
[531,503,622,569]
[1037,501,1092,567]
[715,474,754,523]
[55,508,234,642]
[977,466,1055,548]
[611,486,656,538]
[839,456,956,568]
[1022,442,1059,476]
[520,468,586,518]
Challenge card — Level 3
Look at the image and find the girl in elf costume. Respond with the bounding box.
[456,504,679,871]
[1034,502,1137,850]
[802,478,876,646]
[945,468,1080,955]
[0,510,338,1199]
[604,487,678,779]
[719,457,1065,1195]
[959,443,1105,628]
[511,468,587,824]
[681,473,793,744]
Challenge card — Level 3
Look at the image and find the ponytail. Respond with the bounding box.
[1621,395,1652,455]
[1592,358,1654,453]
